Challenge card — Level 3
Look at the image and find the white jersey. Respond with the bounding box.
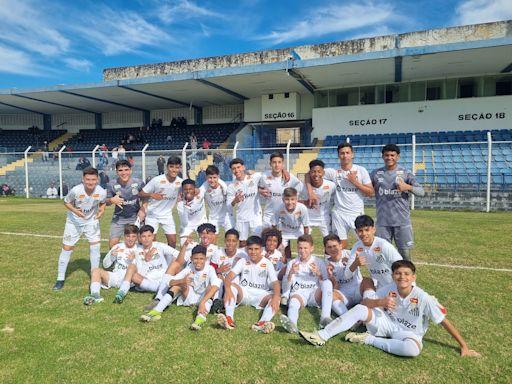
[227,173,263,223]
[285,256,327,293]
[300,179,335,225]
[264,248,284,272]
[135,242,179,281]
[376,284,446,339]
[103,241,137,273]
[324,165,371,215]
[65,184,107,225]
[259,171,302,219]
[170,264,221,294]
[211,248,247,275]
[200,180,229,221]
[143,174,182,219]
[346,237,402,288]
[272,202,310,239]
[231,257,278,291]
[177,193,207,230]
[183,242,218,267]
[325,251,362,297]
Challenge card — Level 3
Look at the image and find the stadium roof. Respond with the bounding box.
[0,21,511,115]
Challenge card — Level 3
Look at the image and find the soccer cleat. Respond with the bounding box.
[83,294,104,305]
[299,330,326,347]
[280,296,289,306]
[190,316,207,331]
[251,321,275,334]
[280,314,298,334]
[345,331,370,344]
[211,298,225,314]
[140,310,162,322]
[143,299,160,311]
[319,317,333,329]
[53,280,65,291]
[217,313,235,330]
[113,290,126,304]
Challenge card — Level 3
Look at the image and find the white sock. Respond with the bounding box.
[318,304,369,341]
[203,299,213,315]
[287,297,301,325]
[90,282,101,296]
[57,249,72,280]
[366,336,421,357]
[119,280,131,294]
[224,286,238,319]
[89,243,101,270]
[154,292,175,312]
[155,274,172,300]
[260,303,275,322]
[320,280,333,319]
[140,278,159,292]
[332,300,348,316]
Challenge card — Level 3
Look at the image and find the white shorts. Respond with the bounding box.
[366,308,423,346]
[236,219,263,241]
[209,213,234,233]
[106,270,126,288]
[335,287,362,307]
[262,213,273,229]
[145,216,176,235]
[331,211,358,240]
[309,220,331,237]
[180,225,197,239]
[177,289,204,306]
[240,287,272,309]
[62,220,100,246]
[290,288,320,308]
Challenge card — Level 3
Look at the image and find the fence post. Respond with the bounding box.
[24,146,32,199]
[182,142,189,177]
[58,145,66,199]
[286,139,291,172]
[233,141,239,159]
[91,145,100,168]
[141,144,149,182]
[486,131,492,212]
[411,134,416,210]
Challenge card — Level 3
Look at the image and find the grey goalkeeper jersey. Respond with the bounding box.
[370,166,423,227]
[107,177,145,224]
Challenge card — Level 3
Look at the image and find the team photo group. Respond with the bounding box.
[53,142,480,359]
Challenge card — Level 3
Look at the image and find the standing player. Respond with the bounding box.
[177,179,207,245]
[106,159,146,249]
[299,260,481,360]
[199,165,233,233]
[259,152,301,228]
[280,235,333,333]
[299,159,335,237]
[371,144,425,260]
[138,156,182,248]
[306,143,373,249]
[83,224,138,304]
[53,167,106,291]
[227,158,264,247]
[217,236,280,333]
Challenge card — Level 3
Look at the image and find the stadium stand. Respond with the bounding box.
[0,129,67,152]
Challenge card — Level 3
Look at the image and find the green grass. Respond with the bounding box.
[0,198,511,383]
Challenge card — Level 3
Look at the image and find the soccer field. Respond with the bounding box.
[1,199,511,384]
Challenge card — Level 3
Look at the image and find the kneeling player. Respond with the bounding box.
[217,236,280,334]
[300,260,481,359]
[279,235,333,333]
[140,245,221,329]
[83,224,138,305]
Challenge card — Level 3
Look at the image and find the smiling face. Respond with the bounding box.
[124,233,138,248]
[167,163,181,178]
[297,240,313,262]
[392,266,416,290]
[283,195,298,211]
[116,165,132,183]
[207,173,219,188]
[309,165,324,186]
[324,239,341,260]
[231,162,245,180]
[182,183,196,202]
[224,234,239,253]
[199,230,212,247]
[82,174,98,192]
[191,252,207,271]
[265,235,279,252]
[138,230,154,248]
[382,150,400,170]
[270,156,284,175]
[355,225,376,246]
[338,146,354,168]
[246,243,263,263]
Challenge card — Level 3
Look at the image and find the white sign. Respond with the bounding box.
[261,93,300,121]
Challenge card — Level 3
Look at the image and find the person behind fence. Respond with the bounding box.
[46,182,58,199]
[157,155,165,175]
[370,144,425,261]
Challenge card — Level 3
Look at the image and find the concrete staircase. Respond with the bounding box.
[290,141,323,178]
[189,154,213,179]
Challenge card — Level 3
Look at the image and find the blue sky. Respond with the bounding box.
[0,0,511,90]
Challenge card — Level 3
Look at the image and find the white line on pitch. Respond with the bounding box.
[2,231,512,273]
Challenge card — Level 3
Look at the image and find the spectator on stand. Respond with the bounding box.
[157,155,166,175]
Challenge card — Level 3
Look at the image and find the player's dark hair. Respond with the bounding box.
[297,234,314,246]
[225,228,240,240]
[382,144,400,155]
[229,158,244,167]
[139,224,155,234]
[337,142,353,153]
[191,245,207,257]
[197,223,216,234]
[392,260,416,274]
[246,235,263,247]
[167,156,182,166]
[83,166,98,177]
[124,224,139,235]
[309,159,325,169]
[282,187,297,198]
[270,151,284,161]
[182,179,196,187]
[261,227,282,247]
[354,215,374,229]
[205,165,220,176]
[115,159,131,169]
[323,233,341,247]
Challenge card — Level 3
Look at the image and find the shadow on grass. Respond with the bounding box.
[67,258,92,279]
[423,337,460,353]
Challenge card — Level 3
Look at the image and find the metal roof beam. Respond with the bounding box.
[59,90,149,112]
[286,67,315,94]
[118,85,195,108]
[195,79,248,100]
[11,94,97,114]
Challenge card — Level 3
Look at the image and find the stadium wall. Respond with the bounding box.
[102,111,143,128]
[0,114,43,129]
[243,93,313,122]
[52,113,95,131]
[151,108,195,125]
[203,104,244,124]
[312,95,512,137]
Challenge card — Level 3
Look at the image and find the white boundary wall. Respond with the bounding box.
[0,114,43,129]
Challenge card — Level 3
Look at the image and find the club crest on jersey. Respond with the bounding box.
[79,194,85,199]
[294,211,302,217]
[266,176,272,180]
[408,307,420,317]
[201,273,207,280]
[410,298,419,305]
[92,194,100,198]
[159,180,166,184]
[373,247,381,253]
[357,247,364,253]
[175,181,181,186]
[245,261,251,266]
[323,185,330,190]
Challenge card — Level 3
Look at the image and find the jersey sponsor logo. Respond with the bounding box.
[396,317,417,329]
[291,281,317,291]
[370,268,389,275]
[378,186,401,196]
[336,185,358,193]
[337,276,354,285]
[148,263,163,271]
